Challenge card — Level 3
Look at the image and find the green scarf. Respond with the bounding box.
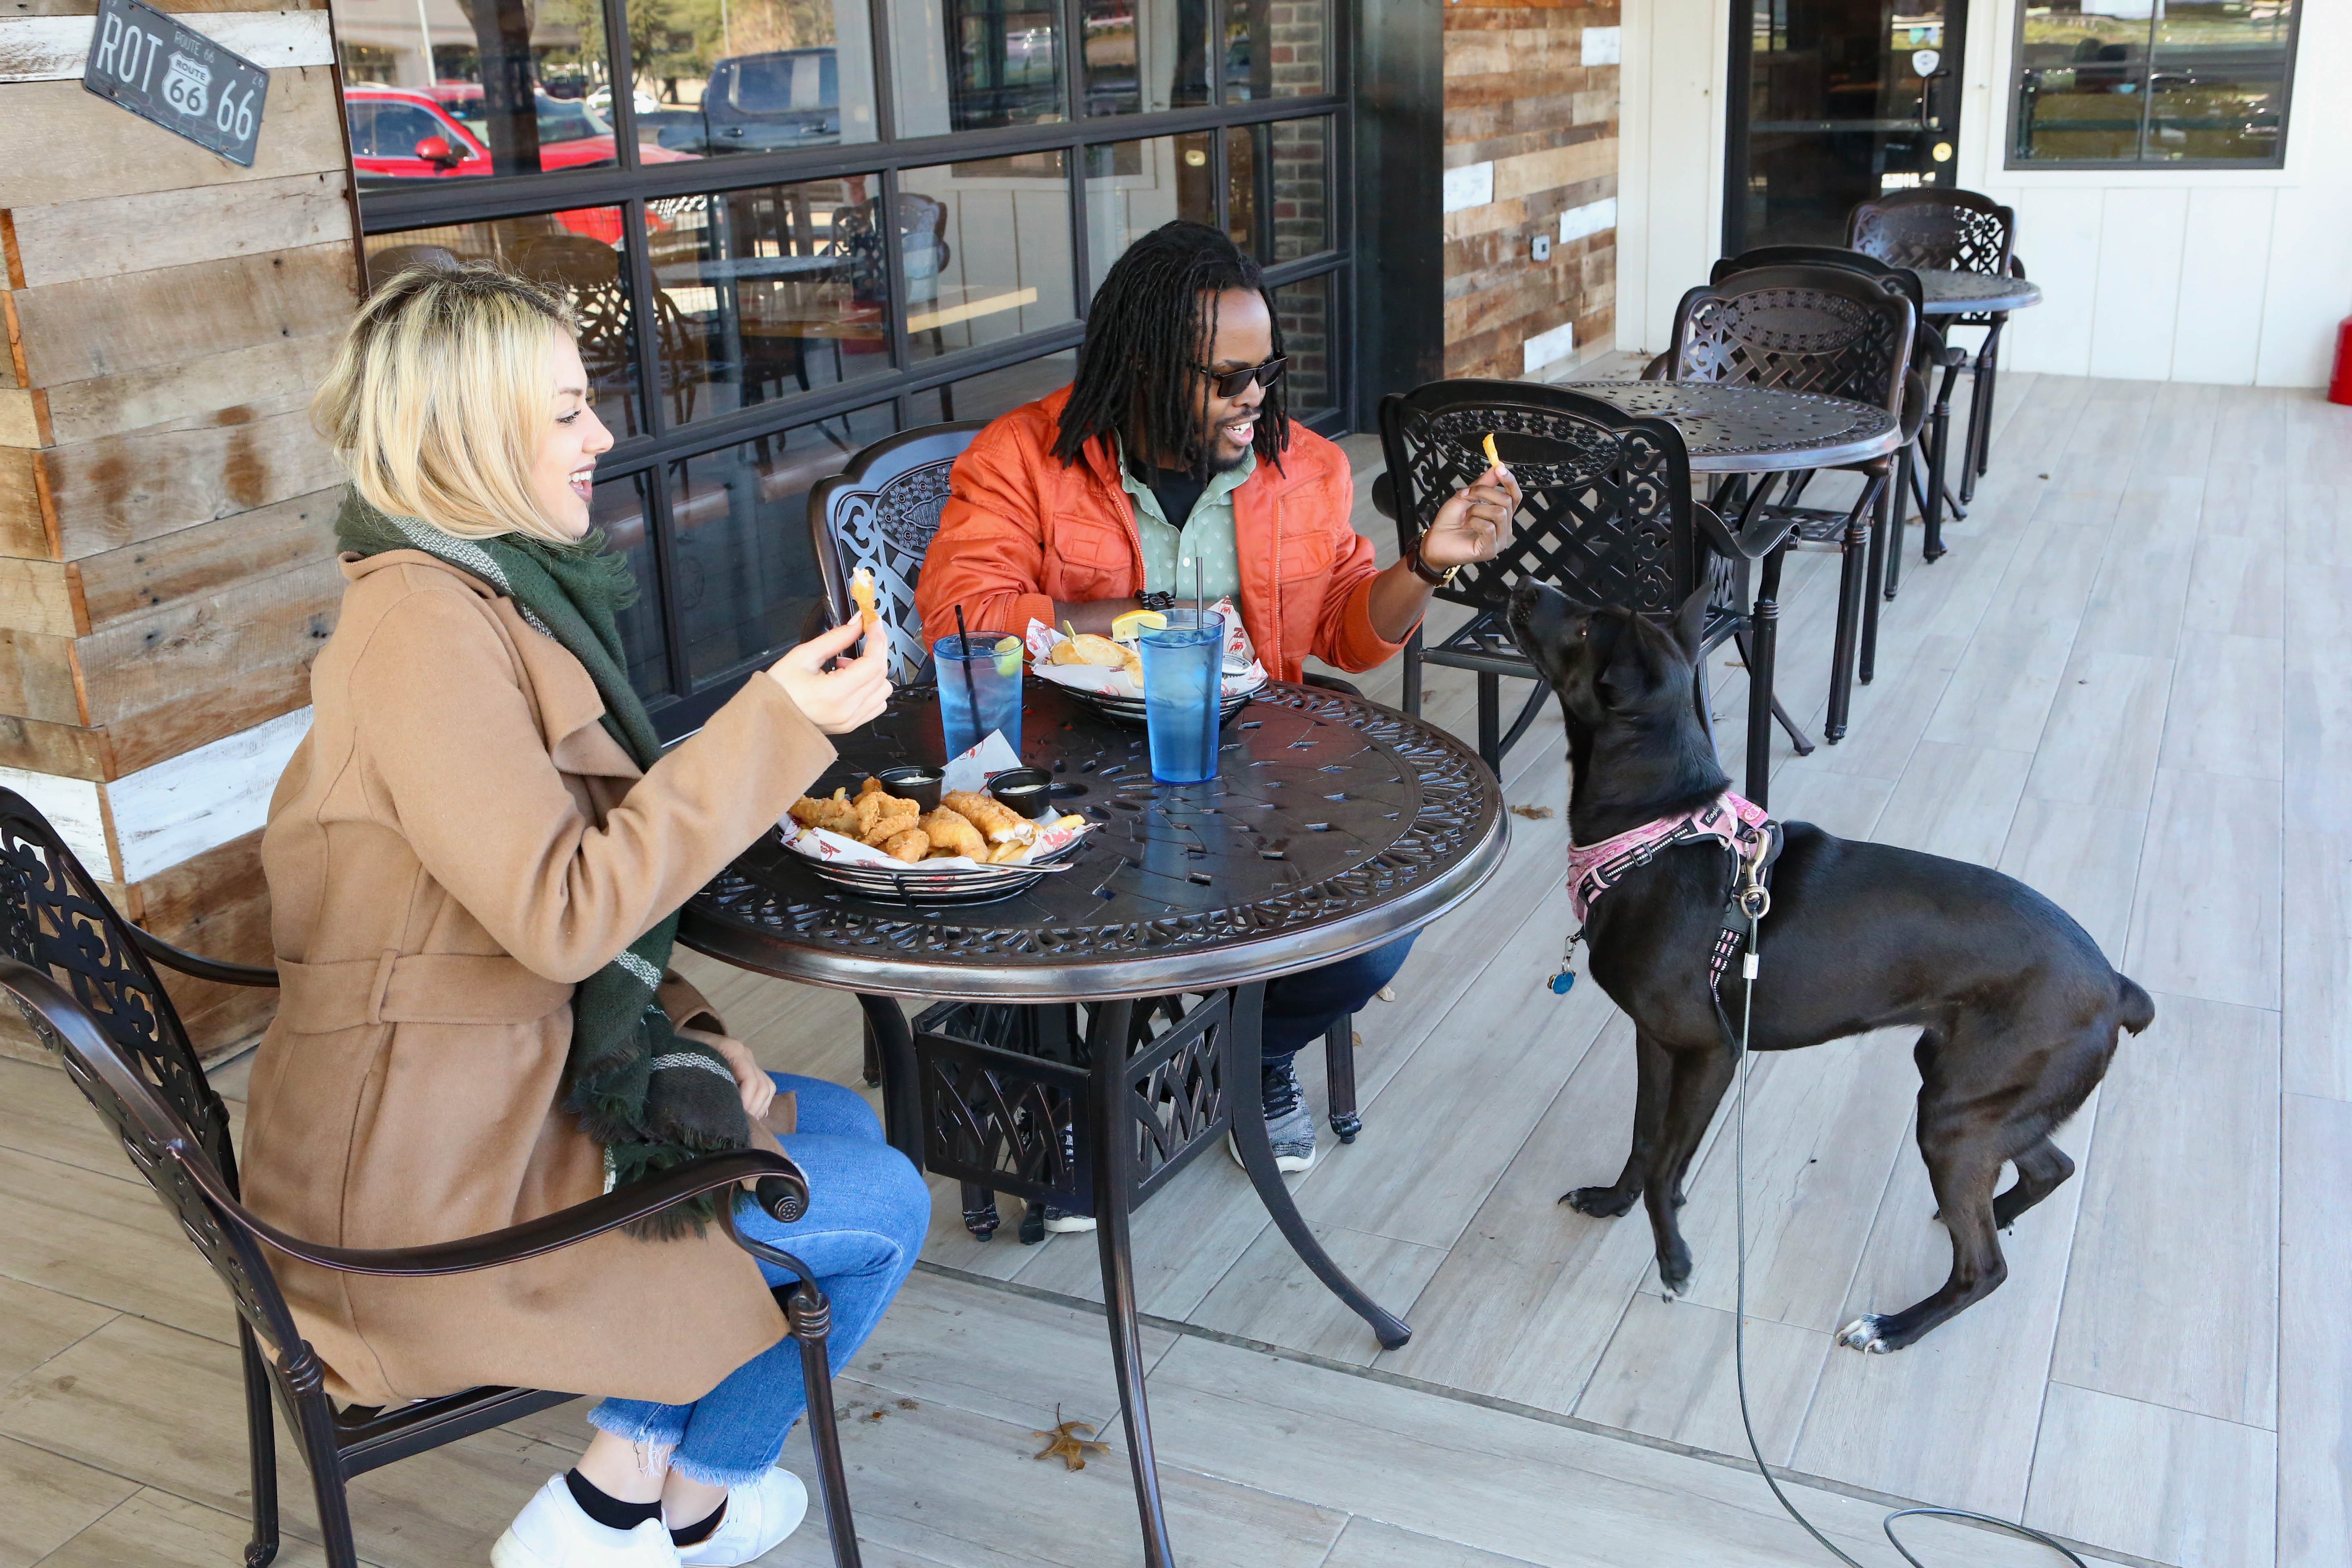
[335,490,747,1233]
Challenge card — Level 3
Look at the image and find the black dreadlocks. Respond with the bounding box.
[1052,220,1288,475]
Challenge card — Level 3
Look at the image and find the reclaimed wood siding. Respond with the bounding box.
[0,6,355,1052]
[1442,4,1619,380]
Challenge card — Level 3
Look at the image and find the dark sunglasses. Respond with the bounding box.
[1194,356,1289,399]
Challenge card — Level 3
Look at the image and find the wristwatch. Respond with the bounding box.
[1407,533,1461,588]
[1138,590,1179,611]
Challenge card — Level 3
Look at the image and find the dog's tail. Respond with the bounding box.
[2115,974,2156,1036]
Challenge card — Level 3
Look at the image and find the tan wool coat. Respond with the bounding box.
[241,549,836,1409]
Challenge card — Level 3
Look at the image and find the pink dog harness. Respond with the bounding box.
[1566,791,1776,926]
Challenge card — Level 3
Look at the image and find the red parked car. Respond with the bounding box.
[343,86,692,244]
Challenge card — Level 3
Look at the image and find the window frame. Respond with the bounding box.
[340,0,1356,736]
[2004,0,2303,172]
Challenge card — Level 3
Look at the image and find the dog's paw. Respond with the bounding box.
[1657,1243,1693,1296]
[1561,1185,1637,1218]
[1835,1315,1894,1354]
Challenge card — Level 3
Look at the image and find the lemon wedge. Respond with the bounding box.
[993,635,1024,677]
[1110,609,1169,641]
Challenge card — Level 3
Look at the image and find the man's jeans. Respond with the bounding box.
[588,1076,929,1487]
[1260,932,1418,1065]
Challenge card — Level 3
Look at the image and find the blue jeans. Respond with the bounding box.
[1260,933,1418,1064]
[588,1076,929,1487]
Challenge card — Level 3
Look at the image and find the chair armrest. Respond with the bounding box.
[1371,471,1397,521]
[1915,321,1967,371]
[1639,351,1673,382]
[2009,256,2028,280]
[189,1143,809,1278]
[1301,672,1363,698]
[1695,501,1799,562]
[133,927,279,989]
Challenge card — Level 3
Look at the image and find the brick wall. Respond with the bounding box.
[1441,3,1619,380]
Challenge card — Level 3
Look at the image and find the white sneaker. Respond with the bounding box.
[673,1468,808,1567]
[493,1476,680,1568]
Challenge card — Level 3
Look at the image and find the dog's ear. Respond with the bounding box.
[1672,586,1710,660]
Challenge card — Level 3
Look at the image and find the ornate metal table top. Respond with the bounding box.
[1913,270,2044,315]
[1550,381,1902,474]
[681,681,1508,1002]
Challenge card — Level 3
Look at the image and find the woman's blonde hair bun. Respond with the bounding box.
[313,259,582,544]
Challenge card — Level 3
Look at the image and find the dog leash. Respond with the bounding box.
[1715,851,2091,1568]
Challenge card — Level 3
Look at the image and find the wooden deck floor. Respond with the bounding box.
[0,375,2342,1568]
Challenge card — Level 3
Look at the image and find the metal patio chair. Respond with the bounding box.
[0,790,866,1568]
[1375,378,1802,806]
[1846,187,2023,506]
[1711,243,1962,584]
[1655,265,1915,742]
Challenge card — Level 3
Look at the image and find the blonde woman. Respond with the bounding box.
[241,262,929,1568]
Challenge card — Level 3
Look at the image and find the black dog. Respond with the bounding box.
[1507,581,2154,1351]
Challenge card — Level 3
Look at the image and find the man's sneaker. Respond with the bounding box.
[1227,1055,1316,1174]
[673,1468,807,1567]
[493,1475,681,1568]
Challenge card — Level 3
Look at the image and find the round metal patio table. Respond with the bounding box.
[681,678,1507,1568]
[1547,380,1902,473]
[1914,268,2044,316]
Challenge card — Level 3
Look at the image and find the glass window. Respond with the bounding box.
[1084,134,1214,296]
[890,0,1066,135]
[666,404,899,685]
[630,4,879,160]
[361,212,646,437]
[332,0,618,181]
[1221,0,1329,102]
[898,153,1077,362]
[2011,1,2298,167]
[1271,272,1335,419]
[909,348,1078,425]
[1225,117,1329,264]
[592,470,674,699]
[1080,0,1209,115]
[645,176,892,428]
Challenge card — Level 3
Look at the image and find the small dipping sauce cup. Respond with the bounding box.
[875,765,943,813]
[987,767,1052,821]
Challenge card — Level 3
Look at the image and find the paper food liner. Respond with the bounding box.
[779,731,1091,872]
[1023,599,1269,701]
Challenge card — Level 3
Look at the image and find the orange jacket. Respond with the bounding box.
[914,388,1412,682]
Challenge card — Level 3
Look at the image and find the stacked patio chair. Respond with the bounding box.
[1376,378,1804,806]
[1649,266,1915,742]
[1846,187,2023,508]
[805,425,1376,1214]
[0,790,868,1568]
[1711,243,1962,588]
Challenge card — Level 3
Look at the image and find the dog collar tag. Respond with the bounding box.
[1549,930,1583,995]
[1548,969,1577,995]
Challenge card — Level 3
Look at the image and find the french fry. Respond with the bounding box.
[987,840,1033,864]
[1482,431,1500,468]
[849,566,880,630]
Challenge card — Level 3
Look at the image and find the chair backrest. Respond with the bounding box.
[1376,379,1702,623]
[1666,265,1915,421]
[1846,187,2016,280]
[1713,244,1926,316]
[0,789,239,1184]
[807,421,984,684]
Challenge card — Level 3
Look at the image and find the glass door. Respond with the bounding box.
[1726,0,1971,253]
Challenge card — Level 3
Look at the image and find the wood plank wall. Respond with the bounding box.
[1441,3,1620,379]
[0,0,358,1055]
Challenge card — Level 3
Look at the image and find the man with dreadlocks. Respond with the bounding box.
[917,220,1517,1190]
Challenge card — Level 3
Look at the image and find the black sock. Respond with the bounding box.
[564,1469,664,1534]
[671,1500,727,1547]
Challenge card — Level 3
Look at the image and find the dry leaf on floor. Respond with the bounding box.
[1509,804,1555,820]
[1031,1405,1111,1471]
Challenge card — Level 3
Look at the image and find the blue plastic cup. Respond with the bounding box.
[1139,610,1223,784]
[934,631,1022,757]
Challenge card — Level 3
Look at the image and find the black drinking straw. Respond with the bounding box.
[952,602,979,735]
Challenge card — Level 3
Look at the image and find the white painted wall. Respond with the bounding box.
[1613,0,2352,388]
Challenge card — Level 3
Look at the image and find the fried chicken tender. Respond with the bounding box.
[918,807,988,861]
[860,812,920,847]
[788,795,861,836]
[849,566,880,629]
[880,827,929,862]
[942,790,1035,845]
